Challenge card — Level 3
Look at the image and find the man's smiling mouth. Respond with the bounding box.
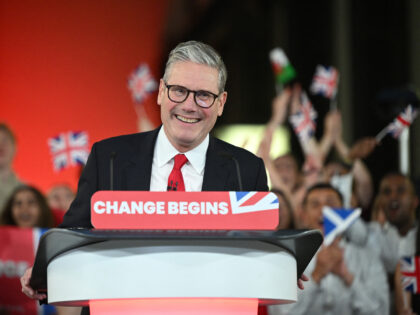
[176,115,200,123]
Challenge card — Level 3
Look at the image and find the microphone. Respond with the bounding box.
[218,151,243,191]
[110,151,116,190]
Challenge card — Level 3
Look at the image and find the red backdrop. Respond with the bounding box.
[0,0,167,193]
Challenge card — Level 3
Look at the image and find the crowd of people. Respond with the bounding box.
[1,40,419,315]
[0,123,77,315]
[260,86,419,315]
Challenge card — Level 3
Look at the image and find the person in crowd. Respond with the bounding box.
[47,184,76,226]
[21,40,271,310]
[0,185,54,228]
[0,123,22,213]
[319,110,376,210]
[269,183,389,315]
[271,188,295,229]
[47,184,75,212]
[257,86,321,227]
[367,173,419,273]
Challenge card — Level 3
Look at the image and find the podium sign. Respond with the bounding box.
[91,191,279,230]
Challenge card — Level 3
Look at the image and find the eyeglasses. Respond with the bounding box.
[164,82,220,108]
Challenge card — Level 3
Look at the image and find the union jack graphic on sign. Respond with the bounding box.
[48,131,89,171]
[386,105,418,138]
[229,191,279,214]
[310,65,339,99]
[289,92,317,144]
[400,256,420,293]
[127,64,158,103]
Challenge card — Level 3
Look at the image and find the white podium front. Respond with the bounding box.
[31,229,323,314]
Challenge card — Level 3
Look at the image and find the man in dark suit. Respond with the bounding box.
[21,40,268,299]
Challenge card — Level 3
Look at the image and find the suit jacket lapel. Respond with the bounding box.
[202,137,231,191]
[122,127,160,191]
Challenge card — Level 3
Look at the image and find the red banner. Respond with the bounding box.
[0,227,39,314]
[91,191,279,230]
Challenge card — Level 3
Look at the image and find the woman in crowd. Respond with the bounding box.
[0,185,54,228]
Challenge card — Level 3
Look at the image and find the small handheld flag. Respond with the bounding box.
[127,64,158,103]
[269,48,296,90]
[48,131,89,171]
[400,256,420,294]
[289,92,317,145]
[310,65,339,100]
[323,207,361,246]
[376,104,418,142]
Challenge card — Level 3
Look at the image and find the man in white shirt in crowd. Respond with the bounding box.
[270,183,389,315]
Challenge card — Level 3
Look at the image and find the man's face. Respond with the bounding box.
[273,155,299,190]
[157,61,227,152]
[378,175,418,229]
[0,130,15,169]
[302,188,342,231]
[47,186,75,211]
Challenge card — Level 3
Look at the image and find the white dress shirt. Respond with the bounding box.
[269,239,389,315]
[367,221,417,273]
[149,128,208,192]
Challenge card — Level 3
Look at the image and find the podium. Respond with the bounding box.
[30,228,322,314]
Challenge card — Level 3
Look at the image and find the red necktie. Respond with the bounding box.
[167,154,188,191]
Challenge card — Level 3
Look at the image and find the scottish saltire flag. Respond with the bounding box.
[48,131,89,171]
[310,65,339,99]
[401,256,420,293]
[386,105,418,138]
[128,64,158,103]
[323,207,361,245]
[229,191,278,214]
[269,48,296,85]
[289,92,317,144]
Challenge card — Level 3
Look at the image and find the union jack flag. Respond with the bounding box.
[289,92,317,144]
[229,192,279,214]
[400,256,420,293]
[48,131,89,171]
[323,207,361,246]
[386,105,418,138]
[310,65,339,99]
[127,64,158,103]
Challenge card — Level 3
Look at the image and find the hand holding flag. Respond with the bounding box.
[376,104,418,142]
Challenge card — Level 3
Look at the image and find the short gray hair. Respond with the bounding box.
[163,41,227,93]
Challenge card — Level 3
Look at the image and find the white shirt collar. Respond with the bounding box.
[155,127,208,175]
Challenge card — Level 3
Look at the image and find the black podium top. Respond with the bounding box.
[30,228,323,292]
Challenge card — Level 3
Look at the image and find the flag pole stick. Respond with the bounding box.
[402,289,408,310]
[375,127,389,143]
[275,83,284,95]
[399,128,410,175]
[330,95,337,111]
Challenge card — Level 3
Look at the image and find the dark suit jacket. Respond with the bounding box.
[61,127,268,228]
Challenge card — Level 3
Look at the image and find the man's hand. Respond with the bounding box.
[347,137,377,162]
[324,110,342,144]
[311,239,343,284]
[331,257,354,287]
[298,274,309,290]
[269,88,292,125]
[20,267,46,300]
